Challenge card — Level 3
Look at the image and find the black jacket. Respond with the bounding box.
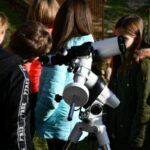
[0,48,34,150]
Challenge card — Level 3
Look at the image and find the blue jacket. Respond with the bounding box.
[35,34,94,141]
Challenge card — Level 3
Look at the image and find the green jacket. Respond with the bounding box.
[107,58,150,150]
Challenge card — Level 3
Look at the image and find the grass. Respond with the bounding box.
[0,0,149,149]
[33,135,48,150]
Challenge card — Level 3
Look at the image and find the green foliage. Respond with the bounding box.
[0,1,25,29]
[0,0,25,46]
[104,0,149,37]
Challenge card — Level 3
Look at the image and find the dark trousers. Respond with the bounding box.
[30,92,38,138]
[47,138,66,150]
[47,138,78,150]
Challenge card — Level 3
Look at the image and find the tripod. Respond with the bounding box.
[62,99,111,150]
[59,55,120,150]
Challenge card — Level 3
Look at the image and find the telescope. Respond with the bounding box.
[39,35,126,115]
[39,36,126,65]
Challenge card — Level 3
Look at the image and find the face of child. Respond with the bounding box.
[0,29,6,45]
[123,34,135,49]
[114,29,135,49]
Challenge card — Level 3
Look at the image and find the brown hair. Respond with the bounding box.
[51,0,93,53]
[113,14,144,71]
[0,12,8,34]
[9,21,52,59]
[115,14,144,52]
[27,0,59,28]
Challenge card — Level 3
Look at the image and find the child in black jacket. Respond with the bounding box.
[0,20,52,150]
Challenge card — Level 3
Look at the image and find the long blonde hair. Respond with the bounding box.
[27,0,59,28]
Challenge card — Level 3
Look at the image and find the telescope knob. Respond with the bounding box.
[55,94,62,102]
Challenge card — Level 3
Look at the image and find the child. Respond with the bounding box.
[0,12,8,47]
[106,14,150,150]
[35,0,94,149]
[25,0,59,137]
[0,20,52,149]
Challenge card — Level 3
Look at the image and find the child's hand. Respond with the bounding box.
[135,49,150,62]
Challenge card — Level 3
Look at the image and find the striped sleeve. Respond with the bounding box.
[9,65,34,150]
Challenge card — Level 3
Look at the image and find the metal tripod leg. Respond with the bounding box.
[62,121,111,150]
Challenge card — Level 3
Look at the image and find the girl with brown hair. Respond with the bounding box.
[106,14,150,150]
[35,0,94,149]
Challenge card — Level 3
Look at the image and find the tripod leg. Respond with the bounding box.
[62,123,83,150]
[96,125,111,150]
[62,141,77,150]
[100,144,111,150]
